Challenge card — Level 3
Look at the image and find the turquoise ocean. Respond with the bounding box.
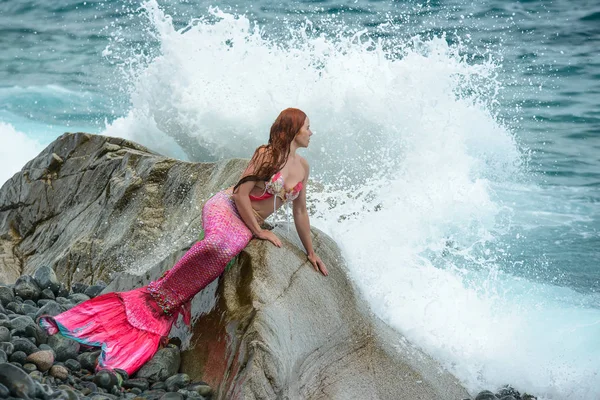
[1,0,599,398]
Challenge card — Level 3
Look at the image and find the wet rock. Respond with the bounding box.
[38,343,54,354]
[0,362,38,398]
[34,382,54,398]
[187,382,212,397]
[22,362,37,373]
[0,327,10,343]
[476,391,499,400]
[0,350,6,364]
[52,388,80,400]
[500,396,517,400]
[0,383,8,398]
[9,350,27,364]
[64,358,81,372]
[84,285,106,298]
[165,373,190,392]
[10,315,35,335]
[55,297,71,306]
[162,393,184,400]
[0,342,14,356]
[40,288,56,301]
[35,300,67,320]
[139,389,166,400]
[26,350,54,372]
[68,293,90,304]
[91,393,118,400]
[49,364,69,380]
[78,350,100,372]
[114,367,129,382]
[71,283,88,294]
[13,275,41,301]
[136,345,180,381]
[29,370,43,382]
[33,266,61,295]
[123,378,149,391]
[48,334,80,361]
[522,395,537,400]
[11,337,38,355]
[94,369,119,390]
[25,324,48,345]
[20,303,39,316]
[5,302,20,314]
[0,286,14,307]
[151,382,167,390]
[497,386,521,398]
[23,299,36,307]
[57,284,69,299]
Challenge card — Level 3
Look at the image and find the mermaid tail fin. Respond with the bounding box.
[39,287,176,376]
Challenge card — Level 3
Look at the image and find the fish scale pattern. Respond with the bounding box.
[148,191,253,315]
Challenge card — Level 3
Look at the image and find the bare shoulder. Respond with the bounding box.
[299,155,310,169]
[299,156,310,178]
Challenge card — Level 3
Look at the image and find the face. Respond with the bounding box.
[294,117,312,148]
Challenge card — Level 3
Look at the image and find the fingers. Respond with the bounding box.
[269,233,282,247]
[310,259,319,272]
[317,260,329,276]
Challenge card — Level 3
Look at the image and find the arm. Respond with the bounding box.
[231,155,282,247]
[293,158,328,276]
[232,180,264,236]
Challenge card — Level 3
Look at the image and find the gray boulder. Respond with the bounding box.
[34,300,66,321]
[136,345,180,382]
[33,266,61,295]
[47,334,80,362]
[0,286,14,307]
[13,276,41,301]
[0,362,38,398]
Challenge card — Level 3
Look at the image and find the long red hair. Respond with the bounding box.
[234,108,306,191]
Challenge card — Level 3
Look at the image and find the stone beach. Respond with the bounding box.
[0,266,213,399]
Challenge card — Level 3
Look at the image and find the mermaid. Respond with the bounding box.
[39,108,328,375]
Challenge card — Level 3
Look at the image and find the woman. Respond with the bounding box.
[39,108,328,376]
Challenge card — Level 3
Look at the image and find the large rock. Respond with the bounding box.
[1,133,471,399]
[0,362,38,398]
[106,226,471,400]
[0,132,247,286]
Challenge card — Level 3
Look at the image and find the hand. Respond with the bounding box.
[308,253,328,276]
[255,230,282,247]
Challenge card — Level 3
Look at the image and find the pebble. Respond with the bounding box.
[12,337,38,355]
[0,327,9,343]
[26,349,55,372]
[9,350,27,364]
[49,364,70,380]
[23,362,38,373]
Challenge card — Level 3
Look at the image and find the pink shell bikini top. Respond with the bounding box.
[248,172,303,230]
[248,172,303,203]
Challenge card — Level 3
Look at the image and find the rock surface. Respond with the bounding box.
[0,132,245,286]
[107,225,471,400]
[1,133,471,399]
